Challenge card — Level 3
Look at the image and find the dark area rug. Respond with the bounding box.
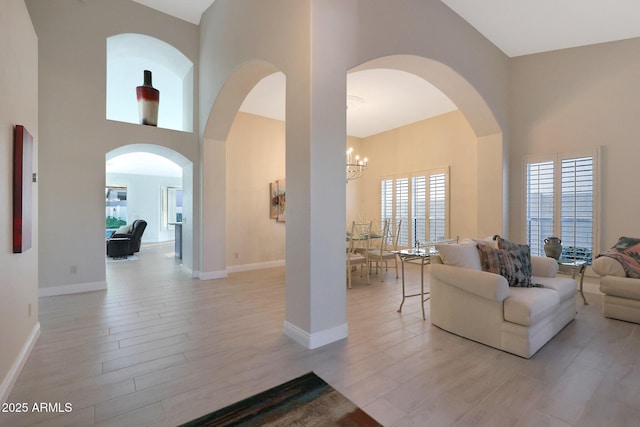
[178,372,382,426]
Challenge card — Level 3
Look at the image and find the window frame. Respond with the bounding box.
[523,148,600,263]
[381,167,450,248]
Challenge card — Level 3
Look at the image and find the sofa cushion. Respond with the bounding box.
[496,236,533,282]
[600,276,640,301]
[593,256,626,277]
[435,243,481,270]
[532,276,577,303]
[116,224,132,234]
[477,244,533,287]
[504,287,560,326]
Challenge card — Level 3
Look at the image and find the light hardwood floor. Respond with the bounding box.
[3,242,640,427]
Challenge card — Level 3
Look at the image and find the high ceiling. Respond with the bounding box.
[128,0,640,138]
[132,0,640,57]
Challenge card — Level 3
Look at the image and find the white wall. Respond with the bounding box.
[25,0,200,292]
[106,172,182,243]
[0,0,39,402]
[509,37,640,253]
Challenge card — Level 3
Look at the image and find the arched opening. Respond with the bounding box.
[198,53,502,348]
[106,33,194,132]
[348,55,505,241]
[105,144,194,279]
[200,60,283,280]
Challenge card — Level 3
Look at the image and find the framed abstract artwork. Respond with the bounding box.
[13,125,33,253]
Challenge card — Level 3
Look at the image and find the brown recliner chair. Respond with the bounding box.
[107,219,147,257]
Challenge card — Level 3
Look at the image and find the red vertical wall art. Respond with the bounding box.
[13,125,33,253]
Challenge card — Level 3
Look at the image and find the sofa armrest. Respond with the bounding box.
[531,256,558,277]
[600,275,640,300]
[110,233,133,239]
[430,264,509,302]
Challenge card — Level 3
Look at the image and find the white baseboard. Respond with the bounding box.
[1,322,40,404]
[199,270,228,280]
[283,321,348,349]
[39,281,107,297]
[227,259,285,273]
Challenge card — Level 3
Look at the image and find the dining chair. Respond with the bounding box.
[369,219,402,279]
[347,221,372,288]
[367,218,390,278]
[382,219,402,278]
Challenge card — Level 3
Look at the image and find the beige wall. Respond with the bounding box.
[359,110,478,240]
[25,0,200,292]
[226,113,286,267]
[509,37,640,252]
[228,110,478,266]
[0,0,39,401]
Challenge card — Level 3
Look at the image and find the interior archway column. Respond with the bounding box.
[200,137,227,279]
[283,0,355,349]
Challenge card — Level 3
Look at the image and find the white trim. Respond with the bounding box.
[179,264,195,278]
[283,321,348,349]
[227,260,285,273]
[1,322,40,404]
[199,270,228,280]
[39,281,107,297]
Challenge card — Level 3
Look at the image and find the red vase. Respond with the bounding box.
[136,70,159,126]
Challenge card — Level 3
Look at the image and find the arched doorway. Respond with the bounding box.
[105,144,194,279]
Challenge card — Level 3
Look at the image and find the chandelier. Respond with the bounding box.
[346,147,368,181]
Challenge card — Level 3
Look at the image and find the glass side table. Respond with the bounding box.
[557,259,588,305]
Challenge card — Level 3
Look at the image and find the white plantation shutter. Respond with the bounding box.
[412,176,427,246]
[380,168,449,248]
[429,173,446,242]
[561,157,594,263]
[524,151,597,264]
[526,161,554,257]
[381,179,393,224]
[396,178,409,246]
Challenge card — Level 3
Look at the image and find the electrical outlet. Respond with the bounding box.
[234,252,239,259]
[70,265,77,274]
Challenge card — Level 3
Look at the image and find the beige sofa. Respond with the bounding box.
[593,256,640,324]
[430,247,577,359]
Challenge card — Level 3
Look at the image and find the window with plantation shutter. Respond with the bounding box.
[381,179,393,225]
[380,168,449,248]
[526,161,554,258]
[561,157,594,263]
[524,151,598,264]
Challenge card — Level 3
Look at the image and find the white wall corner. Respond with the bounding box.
[38,281,107,298]
[227,260,285,273]
[199,270,228,280]
[283,321,348,350]
[0,322,40,404]
[180,264,195,278]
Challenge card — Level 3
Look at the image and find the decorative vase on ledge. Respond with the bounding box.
[544,236,562,259]
[136,70,159,126]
